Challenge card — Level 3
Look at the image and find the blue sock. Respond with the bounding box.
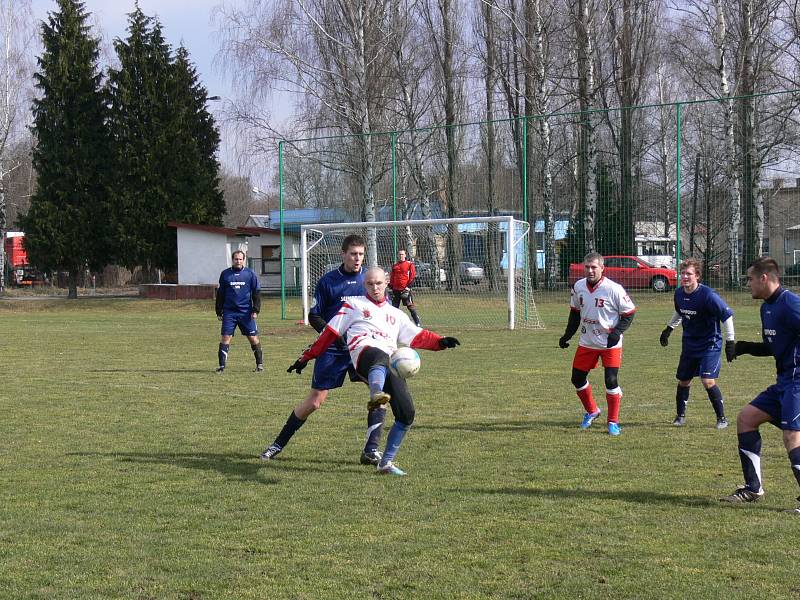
[676,385,689,416]
[706,385,725,419]
[218,343,230,368]
[738,431,763,492]
[364,407,386,453]
[368,365,388,397]
[380,422,411,467]
[789,447,800,488]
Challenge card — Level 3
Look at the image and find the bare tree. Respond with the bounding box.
[0,0,34,291]
[421,0,467,288]
[215,0,398,264]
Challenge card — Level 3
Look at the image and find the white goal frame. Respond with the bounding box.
[300,216,542,330]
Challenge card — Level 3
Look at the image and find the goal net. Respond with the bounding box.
[300,216,544,330]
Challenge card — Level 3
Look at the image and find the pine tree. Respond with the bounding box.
[107,7,224,276]
[20,0,113,298]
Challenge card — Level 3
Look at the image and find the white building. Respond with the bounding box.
[170,222,300,292]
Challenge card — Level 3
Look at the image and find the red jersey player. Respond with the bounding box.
[389,250,421,326]
[559,252,636,436]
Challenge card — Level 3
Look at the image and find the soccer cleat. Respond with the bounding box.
[719,486,764,503]
[367,391,391,411]
[580,410,602,429]
[215,366,225,374]
[607,422,621,436]
[259,444,283,461]
[783,497,800,514]
[360,449,383,466]
[377,462,407,476]
[255,364,264,373]
[715,417,728,430]
[672,415,686,426]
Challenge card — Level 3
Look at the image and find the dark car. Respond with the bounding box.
[413,260,447,286]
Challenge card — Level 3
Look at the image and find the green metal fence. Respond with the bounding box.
[275,90,800,316]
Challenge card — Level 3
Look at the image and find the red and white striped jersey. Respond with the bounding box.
[327,295,423,364]
[570,277,636,349]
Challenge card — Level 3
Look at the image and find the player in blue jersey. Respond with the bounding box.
[215,249,262,373]
[720,257,800,513]
[659,257,736,428]
[259,234,388,466]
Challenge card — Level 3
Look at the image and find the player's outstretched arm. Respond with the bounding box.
[734,340,771,357]
[409,330,459,351]
[559,310,580,348]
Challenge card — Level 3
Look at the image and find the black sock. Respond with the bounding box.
[738,430,763,492]
[251,342,263,366]
[789,447,800,489]
[218,343,230,368]
[676,385,689,417]
[706,385,724,419]
[364,407,386,453]
[274,410,306,449]
[410,309,420,326]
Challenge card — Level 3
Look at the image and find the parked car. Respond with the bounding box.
[458,261,485,284]
[568,255,677,292]
[413,260,447,286]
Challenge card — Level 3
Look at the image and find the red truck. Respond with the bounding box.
[568,255,677,292]
[4,232,46,286]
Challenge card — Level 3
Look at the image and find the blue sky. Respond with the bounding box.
[31,0,231,97]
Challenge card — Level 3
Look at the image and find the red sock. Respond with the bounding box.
[576,384,599,414]
[606,391,622,423]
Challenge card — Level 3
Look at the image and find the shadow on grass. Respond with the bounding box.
[462,485,732,509]
[414,419,538,432]
[67,451,279,484]
[90,368,212,374]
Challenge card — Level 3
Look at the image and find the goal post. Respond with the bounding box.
[300,216,545,330]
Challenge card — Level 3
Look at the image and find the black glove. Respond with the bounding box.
[439,337,460,349]
[287,358,308,374]
[660,327,672,347]
[606,331,621,348]
[725,340,736,362]
[558,336,570,349]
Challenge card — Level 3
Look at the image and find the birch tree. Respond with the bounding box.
[0,0,34,291]
[216,0,397,265]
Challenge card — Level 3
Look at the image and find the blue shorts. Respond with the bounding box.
[311,347,353,390]
[221,312,258,337]
[676,351,721,381]
[751,377,800,431]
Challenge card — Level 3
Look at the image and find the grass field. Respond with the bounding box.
[1,292,798,599]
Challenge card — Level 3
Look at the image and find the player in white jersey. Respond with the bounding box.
[286,266,460,475]
[559,252,636,435]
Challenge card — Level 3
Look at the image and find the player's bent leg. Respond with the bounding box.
[724,404,773,498]
[377,375,414,474]
[260,390,329,461]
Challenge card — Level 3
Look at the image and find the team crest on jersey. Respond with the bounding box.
[362,309,372,320]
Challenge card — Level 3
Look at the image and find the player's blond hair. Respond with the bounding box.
[679,257,702,277]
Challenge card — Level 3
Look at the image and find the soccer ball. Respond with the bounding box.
[389,347,421,379]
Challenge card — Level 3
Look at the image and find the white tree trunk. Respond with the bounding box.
[713,0,741,286]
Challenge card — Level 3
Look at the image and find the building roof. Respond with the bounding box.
[168,222,266,236]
